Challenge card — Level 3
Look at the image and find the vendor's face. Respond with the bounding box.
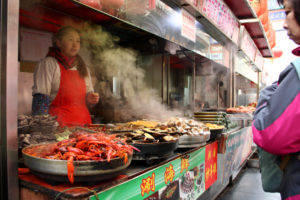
[283,0,300,44]
[56,30,80,57]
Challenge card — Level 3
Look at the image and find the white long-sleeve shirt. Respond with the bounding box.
[32,57,94,102]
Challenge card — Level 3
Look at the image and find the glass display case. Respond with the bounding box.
[194,59,230,112]
[234,53,259,107]
[235,73,258,106]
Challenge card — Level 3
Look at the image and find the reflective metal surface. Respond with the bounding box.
[178,134,210,145]
[73,0,230,68]
[0,0,19,199]
[22,144,132,176]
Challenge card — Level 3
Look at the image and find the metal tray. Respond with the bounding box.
[194,118,225,122]
[178,134,210,146]
[22,143,132,182]
[130,140,179,156]
[194,115,224,118]
[194,112,224,115]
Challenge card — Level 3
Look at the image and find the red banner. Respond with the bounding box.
[205,141,218,190]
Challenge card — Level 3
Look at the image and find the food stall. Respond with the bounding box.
[0,0,272,199]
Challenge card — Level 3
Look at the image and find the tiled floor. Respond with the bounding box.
[217,168,281,200]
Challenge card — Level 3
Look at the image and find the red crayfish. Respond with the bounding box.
[43,132,139,184]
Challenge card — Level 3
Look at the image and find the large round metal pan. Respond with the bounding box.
[194,112,223,115]
[178,134,210,145]
[130,140,179,155]
[22,144,132,177]
[194,118,225,122]
[194,115,224,119]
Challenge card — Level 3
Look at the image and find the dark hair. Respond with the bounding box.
[53,26,88,78]
[278,0,300,26]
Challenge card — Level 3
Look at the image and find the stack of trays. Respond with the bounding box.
[194,112,226,126]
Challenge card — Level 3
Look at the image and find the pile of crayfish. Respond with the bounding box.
[42,132,139,184]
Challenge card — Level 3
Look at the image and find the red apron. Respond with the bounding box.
[49,62,91,127]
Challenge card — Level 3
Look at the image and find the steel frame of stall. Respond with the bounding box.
[0,0,270,199]
[0,0,20,199]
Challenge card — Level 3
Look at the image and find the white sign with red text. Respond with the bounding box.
[181,9,196,42]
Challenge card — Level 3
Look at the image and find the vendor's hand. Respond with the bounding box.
[87,92,100,105]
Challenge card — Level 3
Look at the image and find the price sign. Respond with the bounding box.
[181,9,196,42]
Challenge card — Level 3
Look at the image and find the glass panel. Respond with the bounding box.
[235,74,257,106]
[194,58,230,111]
[169,53,194,115]
[74,0,231,67]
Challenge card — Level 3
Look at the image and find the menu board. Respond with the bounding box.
[20,28,52,62]
[181,9,196,42]
[197,0,240,44]
[254,49,264,71]
[240,27,257,62]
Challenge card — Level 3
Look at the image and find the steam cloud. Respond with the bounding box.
[81,24,181,122]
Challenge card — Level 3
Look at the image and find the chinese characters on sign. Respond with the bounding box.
[205,142,218,190]
[140,173,156,197]
[181,9,196,42]
[180,157,190,173]
[164,164,175,184]
[199,0,240,44]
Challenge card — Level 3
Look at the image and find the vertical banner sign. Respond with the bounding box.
[205,142,218,190]
[181,9,196,42]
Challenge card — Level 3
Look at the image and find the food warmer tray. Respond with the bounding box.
[130,140,179,163]
[22,143,132,183]
[178,134,210,148]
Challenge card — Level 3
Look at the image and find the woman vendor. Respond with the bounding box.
[32,26,99,127]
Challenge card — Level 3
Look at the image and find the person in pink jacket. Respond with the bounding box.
[252,0,300,199]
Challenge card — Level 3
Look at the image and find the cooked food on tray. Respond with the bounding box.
[23,132,138,184]
[121,129,178,144]
[156,117,210,136]
[205,123,225,130]
[127,120,159,128]
[226,106,255,113]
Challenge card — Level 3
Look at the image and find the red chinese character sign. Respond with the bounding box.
[205,141,218,190]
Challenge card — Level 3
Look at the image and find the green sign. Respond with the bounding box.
[90,147,206,200]
[225,129,246,152]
